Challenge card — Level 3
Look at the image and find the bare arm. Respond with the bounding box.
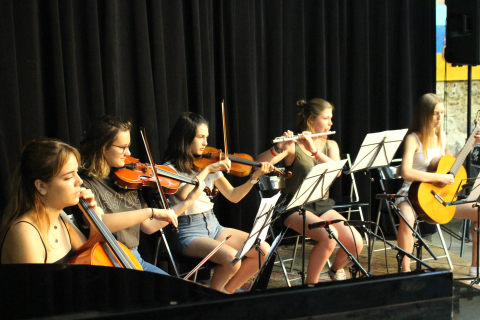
[256,130,297,166]
[1,222,47,264]
[214,162,274,203]
[174,159,231,201]
[140,179,206,234]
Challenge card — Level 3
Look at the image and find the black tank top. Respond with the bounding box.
[0,216,75,264]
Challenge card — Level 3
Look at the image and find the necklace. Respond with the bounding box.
[49,224,60,246]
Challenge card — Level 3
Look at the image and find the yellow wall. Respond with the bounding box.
[437,54,480,81]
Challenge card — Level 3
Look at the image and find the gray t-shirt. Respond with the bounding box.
[81,174,144,248]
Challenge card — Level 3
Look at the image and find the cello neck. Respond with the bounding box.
[78,198,137,269]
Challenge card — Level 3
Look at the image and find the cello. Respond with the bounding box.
[69,197,142,269]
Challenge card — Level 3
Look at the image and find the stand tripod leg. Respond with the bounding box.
[159,229,180,277]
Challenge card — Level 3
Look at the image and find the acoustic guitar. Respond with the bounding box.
[408,111,480,224]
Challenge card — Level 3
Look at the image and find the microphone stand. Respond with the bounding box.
[386,197,438,271]
[310,221,369,278]
[349,221,435,273]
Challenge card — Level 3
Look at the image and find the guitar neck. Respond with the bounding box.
[451,124,480,175]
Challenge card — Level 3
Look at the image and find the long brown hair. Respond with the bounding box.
[1,139,81,242]
[296,98,334,136]
[80,115,132,179]
[409,93,444,158]
[163,112,209,174]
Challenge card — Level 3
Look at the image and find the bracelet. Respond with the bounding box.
[270,147,277,156]
[150,208,154,220]
[311,149,318,157]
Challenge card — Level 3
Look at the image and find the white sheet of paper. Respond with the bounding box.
[234,192,281,260]
[286,159,347,211]
[350,129,407,173]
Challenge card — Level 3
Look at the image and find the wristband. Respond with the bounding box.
[150,208,154,220]
[311,149,318,157]
[270,147,277,156]
[273,145,284,154]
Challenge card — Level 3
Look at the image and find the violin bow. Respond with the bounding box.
[221,99,228,159]
[140,128,169,210]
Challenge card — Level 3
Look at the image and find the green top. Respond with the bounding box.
[283,140,329,199]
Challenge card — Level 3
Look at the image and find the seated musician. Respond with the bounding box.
[162,112,272,293]
[395,93,480,273]
[256,98,363,283]
[79,115,205,275]
[1,139,103,264]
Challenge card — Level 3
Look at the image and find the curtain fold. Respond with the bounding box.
[0,0,435,233]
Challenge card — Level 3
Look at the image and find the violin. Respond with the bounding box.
[193,100,292,179]
[112,155,213,196]
[69,198,143,270]
[194,146,292,178]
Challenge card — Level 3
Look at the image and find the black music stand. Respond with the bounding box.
[346,129,408,274]
[231,193,282,290]
[279,159,347,284]
[450,173,480,286]
[249,230,286,291]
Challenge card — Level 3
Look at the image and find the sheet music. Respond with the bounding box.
[286,159,347,211]
[234,192,281,261]
[349,129,407,173]
[466,173,480,202]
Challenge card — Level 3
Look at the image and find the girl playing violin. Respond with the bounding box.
[79,115,205,275]
[1,139,103,264]
[163,112,273,293]
[396,93,480,273]
[256,98,363,283]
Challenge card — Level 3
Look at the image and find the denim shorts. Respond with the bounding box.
[173,209,226,253]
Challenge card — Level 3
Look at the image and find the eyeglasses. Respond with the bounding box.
[112,144,131,153]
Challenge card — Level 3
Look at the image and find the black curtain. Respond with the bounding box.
[0,0,435,233]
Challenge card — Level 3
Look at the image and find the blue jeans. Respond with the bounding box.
[131,247,169,276]
[174,209,225,253]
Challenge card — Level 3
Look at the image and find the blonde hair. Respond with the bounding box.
[296,98,334,138]
[80,115,132,179]
[1,139,81,243]
[409,93,444,158]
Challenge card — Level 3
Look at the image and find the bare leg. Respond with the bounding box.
[217,229,270,293]
[284,210,337,284]
[319,210,364,271]
[183,228,270,293]
[396,201,416,272]
[184,236,240,292]
[454,203,479,267]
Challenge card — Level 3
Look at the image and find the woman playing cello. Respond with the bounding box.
[163,112,273,293]
[1,139,102,264]
[79,115,205,275]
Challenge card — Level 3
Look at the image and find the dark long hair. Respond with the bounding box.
[1,138,80,242]
[80,115,132,179]
[163,112,209,174]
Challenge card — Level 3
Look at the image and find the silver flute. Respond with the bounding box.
[271,131,335,144]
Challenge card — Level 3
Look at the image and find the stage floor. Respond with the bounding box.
[263,233,480,319]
